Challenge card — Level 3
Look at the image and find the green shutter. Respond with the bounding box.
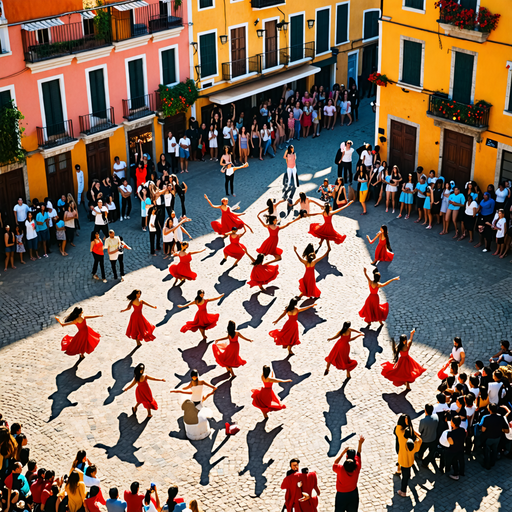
[452,52,474,104]
[336,4,348,45]
[89,69,107,118]
[404,0,424,9]
[316,9,330,54]
[402,40,422,86]
[199,33,216,78]
[290,14,304,61]
[162,48,176,85]
[128,58,145,101]
[42,80,64,135]
[0,90,12,108]
[199,0,213,8]
[460,0,477,11]
[364,11,379,40]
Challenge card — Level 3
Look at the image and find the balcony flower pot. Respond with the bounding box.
[437,22,490,42]
[368,72,390,87]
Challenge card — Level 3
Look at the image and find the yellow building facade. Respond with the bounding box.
[376,0,512,187]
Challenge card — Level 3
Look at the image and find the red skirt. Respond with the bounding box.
[256,237,283,257]
[180,309,219,333]
[325,335,357,371]
[126,309,156,342]
[359,293,389,323]
[251,386,286,414]
[223,242,246,261]
[247,264,279,287]
[298,266,321,298]
[135,379,158,410]
[212,341,247,368]
[269,317,300,347]
[61,326,101,356]
[374,238,394,262]
[381,352,426,387]
[308,223,346,244]
[169,261,197,281]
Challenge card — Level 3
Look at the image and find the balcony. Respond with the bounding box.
[122,94,155,121]
[22,21,111,63]
[222,55,262,81]
[251,0,286,8]
[79,107,116,136]
[37,120,76,149]
[260,47,289,71]
[288,42,315,64]
[426,94,491,134]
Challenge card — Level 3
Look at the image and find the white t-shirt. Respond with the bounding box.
[46,201,57,226]
[495,188,509,203]
[164,192,173,207]
[223,126,232,140]
[167,136,178,155]
[488,382,503,404]
[76,170,85,193]
[209,130,218,148]
[25,219,37,240]
[119,184,132,196]
[439,429,450,448]
[105,236,120,261]
[469,386,480,399]
[433,403,450,415]
[451,346,465,363]
[64,214,76,228]
[107,202,116,211]
[260,129,271,142]
[361,150,373,167]
[149,213,157,232]
[13,203,29,222]
[113,161,127,179]
[465,201,478,216]
[93,206,108,225]
[494,217,506,238]
[342,147,354,163]
[225,165,234,177]
[179,137,190,149]
[323,105,335,116]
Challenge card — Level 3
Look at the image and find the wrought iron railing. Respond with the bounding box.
[79,107,115,135]
[251,0,285,8]
[222,55,262,81]
[428,94,491,128]
[122,94,155,121]
[288,42,315,63]
[37,120,75,148]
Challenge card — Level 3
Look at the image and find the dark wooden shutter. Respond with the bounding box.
[336,3,348,45]
[199,0,213,8]
[199,32,216,77]
[452,52,474,104]
[0,90,12,108]
[290,14,304,61]
[230,27,246,78]
[402,40,422,86]
[316,8,329,54]
[89,69,107,118]
[128,58,144,100]
[161,48,176,85]
[405,0,424,9]
[508,80,512,112]
[364,11,379,40]
[264,20,277,69]
[42,79,64,135]
[459,0,477,11]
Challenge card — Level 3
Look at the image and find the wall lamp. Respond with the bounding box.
[190,41,198,54]
[220,35,228,44]
[277,20,289,32]
[256,29,265,38]
[195,65,201,79]
[307,19,315,29]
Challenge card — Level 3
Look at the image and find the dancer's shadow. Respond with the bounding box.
[271,358,311,400]
[95,412,149,467]
[382,390,422,419]
[156,286,187,327]
[174,339,216,387]
[260,285,279,297]
[298,305,326,334]
[239,420,283,496]
[239,292,277,329]
[214,272,246,305]
[324,380,355,456]
[48,365,102,421]
[315,254,343,282]
[212,379,244,424]
[104,347,139,405]
[169,419,229,485]
[201,237,225,261]
[361,326,383,369]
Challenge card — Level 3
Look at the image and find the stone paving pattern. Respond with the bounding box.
[1,100,512,511]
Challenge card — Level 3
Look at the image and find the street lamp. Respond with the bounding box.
[220,34,228,44]
[190,41,198,54]
[307,19,315,29]
[256,28,265,38]
[195,65,201,79]
[282,21,289,32]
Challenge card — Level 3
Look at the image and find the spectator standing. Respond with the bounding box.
[187,117,199,161]
[25,211,39,260]
[75,165,86,211]
[119,179,132,221]
[167,132,178,173]
[4,225,16,270]
[90,231,107,283]
[106,488,127,512]
[35,203,50,257]
[395,415,422,497]
[179,134,191,173]
[92,199,109,239]
[340,141,355,184]
[13,198,29,232]
[480,403,510,469]
[418,405,439,470]
[105,230,122,280]
[445,415,466,480]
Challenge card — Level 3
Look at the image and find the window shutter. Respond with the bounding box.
[452,52,474,104]
[316,9,329,54]
[89,69,107,118]
[199,0,213,8]
[402,40,422,86]
[290,14,304,61]
[336,4,348,45]
[162,48,176,85]
[128,59,145,100]
[0,90,12,108]
[459,0,477,11]
[42,79,64,132]
[364,11,379,40]
[508,78,512,112]
[404,0,424,9]
[199,33,217,77]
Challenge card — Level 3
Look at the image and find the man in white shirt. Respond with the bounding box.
[179,135,191,173]
[75,165,85,210]
[167,131,178,173]
[113,156,126,181]
[92,199,109,238]
[341,140,355,183]
[104,229,122,280]
[119,179,132,221]
[13,198,29,231]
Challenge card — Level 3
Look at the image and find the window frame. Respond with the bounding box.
[504,61,512,116]
[228,22,249,78]
[398,36,425,90]
[198,29,219,80]
[159,43,180,87]
[402,0,425,13]
[0,2,11,56]
[289,11,306,63]
[0,83,15,106]
[124,54,148,101]
[362,8,380,43]
[315,6,331,57]
[198,0,215,12]
[37,74,68,128]
[448,47,478,105]
[85,64,111,116]
[334,1,350,46]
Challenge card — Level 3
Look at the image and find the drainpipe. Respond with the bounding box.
[187,0,196,119]
[375,0,384,148]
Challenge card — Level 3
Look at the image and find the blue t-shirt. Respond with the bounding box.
[141,198,151,217]
[480,198,495,216]
[36,212,48,232]
[448,193,465,210]
[56,220,65,229]
[106,499,127,512]
[469,192,478,201]
[416,182,428,197]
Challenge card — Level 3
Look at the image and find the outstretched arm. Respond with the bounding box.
[366,232,380,244]
[313,246,330,264]
[243,247,256,263]
[308,198,325,209]
[272,310,287,325]
[268,377,292,384]
[178,300,196,309]
[256,211,267,228]
[141,300,157,309]
[280,216,300,229]
[237,332,253,342]
[357,435,365,454]
[363,267,372,284]
[334,448,349,465]
[407,328,416,348]
[146,376,166,382]
[297,303,317,313]
[55,317,75,327]
[380,276,400,288]
[120,302,133,313]
[293,246,307,265]
[206,294,225,302]
[204,194,220,209]
[331,200,354,215]
[122,379,137,393]
[189,248,206,255]
[84,315,103,320]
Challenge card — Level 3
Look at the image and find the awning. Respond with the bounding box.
[314,54,337,68]
[208,65,321,105]
[22,18,65,31]
[113,1,149,11]
[81,11,96,20]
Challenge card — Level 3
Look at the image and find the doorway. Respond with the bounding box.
[86,138,111,185]
[389,120,417,176]
[315,65,332,89]
[45,151,74,202]
[127,126,153,181]
[264,20,278,69]
[230,27,246,79]
[347,51,358,87]
[0,167,26,225]
[441,130,473,185]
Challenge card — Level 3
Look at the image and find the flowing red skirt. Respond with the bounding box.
[308,222,346,244]
[251,386,286,414]
[298,266,321,298]
[247,264,279,287]
[126,308,156,342]
[375,238,394,262]
[269,317,300,347]
[135,379,158,410]
[180,309,219,333]
[211,209,245,235]
[325,335,357,371]
[256,236,283,257]
[381,352,426,387]
[61,326,101,356]
[169,260,197,281]
[359,293,389,323]
[212,341,247,368]
[223,242,246,260]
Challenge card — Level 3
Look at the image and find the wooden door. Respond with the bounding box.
[264,20,277,69]
[389,120,417,176]
[164,112,186,145]
[441,130,473,185]
[0,168,26,226]
[230,27,246,78]
[86,139,111,185]
[45,152,74,202]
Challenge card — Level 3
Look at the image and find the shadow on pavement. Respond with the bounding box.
[298,306,326,334]
[201,237,226,262]
[271,357,311,401]
[103,347,139,405]
[361,325,383,369]
[215,271,246,306]
[212,378,244,424]
[382,390,422,419]
[174,339,216,387]
[323,380,354,457]
[239,293,277,330]
[315,254,343,282]
[156,286,187,327]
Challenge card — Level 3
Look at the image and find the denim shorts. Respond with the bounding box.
[38,229,49,241]
[179,148,190,159]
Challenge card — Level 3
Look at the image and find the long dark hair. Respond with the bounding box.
[299,192,307,203]
[391,334,407,364]
[67,470,80,494]
[266,199,275,215]
[335,321,351,338]
[381,225,391,251]
[262,365,271,379]
[64,307,83,323]
[252,254,265,266]
[127,290,140,302]
[372,268,381,283]
[194,290,204,303]
[397,414,416,440]
[286,297,299,312]
[324,203,331,214]
[302,243,315,262]
[227,320,236,338]
[265,215,277,225]
[134,363,145,382]
[166,486,179,511]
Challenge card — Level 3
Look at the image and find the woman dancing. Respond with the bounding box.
[204,194,252,236]
[163,214,192,259]
[245,250,280,291]
[251,365,292,419]
[381,329,425,390]
[170,369,217,405]
[169,242,205,285]
[294,244,330,298]
[256,206,299,261]
[359,268,399,327]
[179,290,224,340]
[55,308,103,361]
[308,201,353,249]
[220,226,247,267]
[212,320,253,378]
[324,321,363,378]
[121,290,157,346]
[291,193,323,217]
[366,225,394,265]
[122,363,165,418]
[269,297,316,356]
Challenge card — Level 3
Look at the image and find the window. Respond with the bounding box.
[0,88,11,107]
[83,18,95,37]
[128,58,145,100]
[0,0,10,54]
[199,32,217,78]
[401,39,423,87]
[199,0,214,9]
[88,68,107,117]
[363,10,379,41]
[316,8,330,55]
[458,0,477,10]
[37,28,50,44]
[41,79,64,135]
[290,14,304,62]
[505,63,512,113]
[161,47,177,85]
[403,0,424,9]
[452,51,474,104]
[335,3,349,45]
[500,150,512,183]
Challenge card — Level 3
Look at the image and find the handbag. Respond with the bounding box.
[198,143,203,149]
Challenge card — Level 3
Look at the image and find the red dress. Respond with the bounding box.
[211,207,245,235]
[180,301,219,333]
[247,263,279,287]
[298,472,320,512]
[223,234,246,260]
[298,265,321,298]
[308,214,346,244]
[251,381,286,414]
[325,334,357,371]
[212,334,247,368]
[135,378,158,410]
[169,252,197,281]
[257,226,283,256]
[359,284,389,324]
[374,238,394,262]
[269,313,300,347]
[126,303,156,342]
[381,348,426,387]
[61,319,101,356]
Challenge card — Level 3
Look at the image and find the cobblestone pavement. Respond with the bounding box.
[1,99,512,511]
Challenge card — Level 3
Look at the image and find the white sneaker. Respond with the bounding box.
[126,216,130,219]
[483,249,488,252]
[120,217,123,222]
[102,279,107,283]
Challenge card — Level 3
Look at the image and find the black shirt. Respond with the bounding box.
[447,427,466,452]
[482,414,508,438]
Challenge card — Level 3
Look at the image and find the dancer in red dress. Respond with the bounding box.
[204,194,253,236]
[122,363,165,418]
[297,469,321,512]
[324,321,363,378]
[212,320,253,378]
[120,289,157,346]
[220,226,247,267]
[308,201,353,248]
[244,250,280,290]
[179,290,224,340]
[381,329,425,390]
[169,242,205,285]
[251,365,292,419]
[359,267,400,327]
[367,225,394,264]
[55,307,102,361]
[294,244,330,298]
[270,297,317,356]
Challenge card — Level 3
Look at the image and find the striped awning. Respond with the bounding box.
[22,18,65,31]
[113,1,149,11]
[81,11,96,19]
